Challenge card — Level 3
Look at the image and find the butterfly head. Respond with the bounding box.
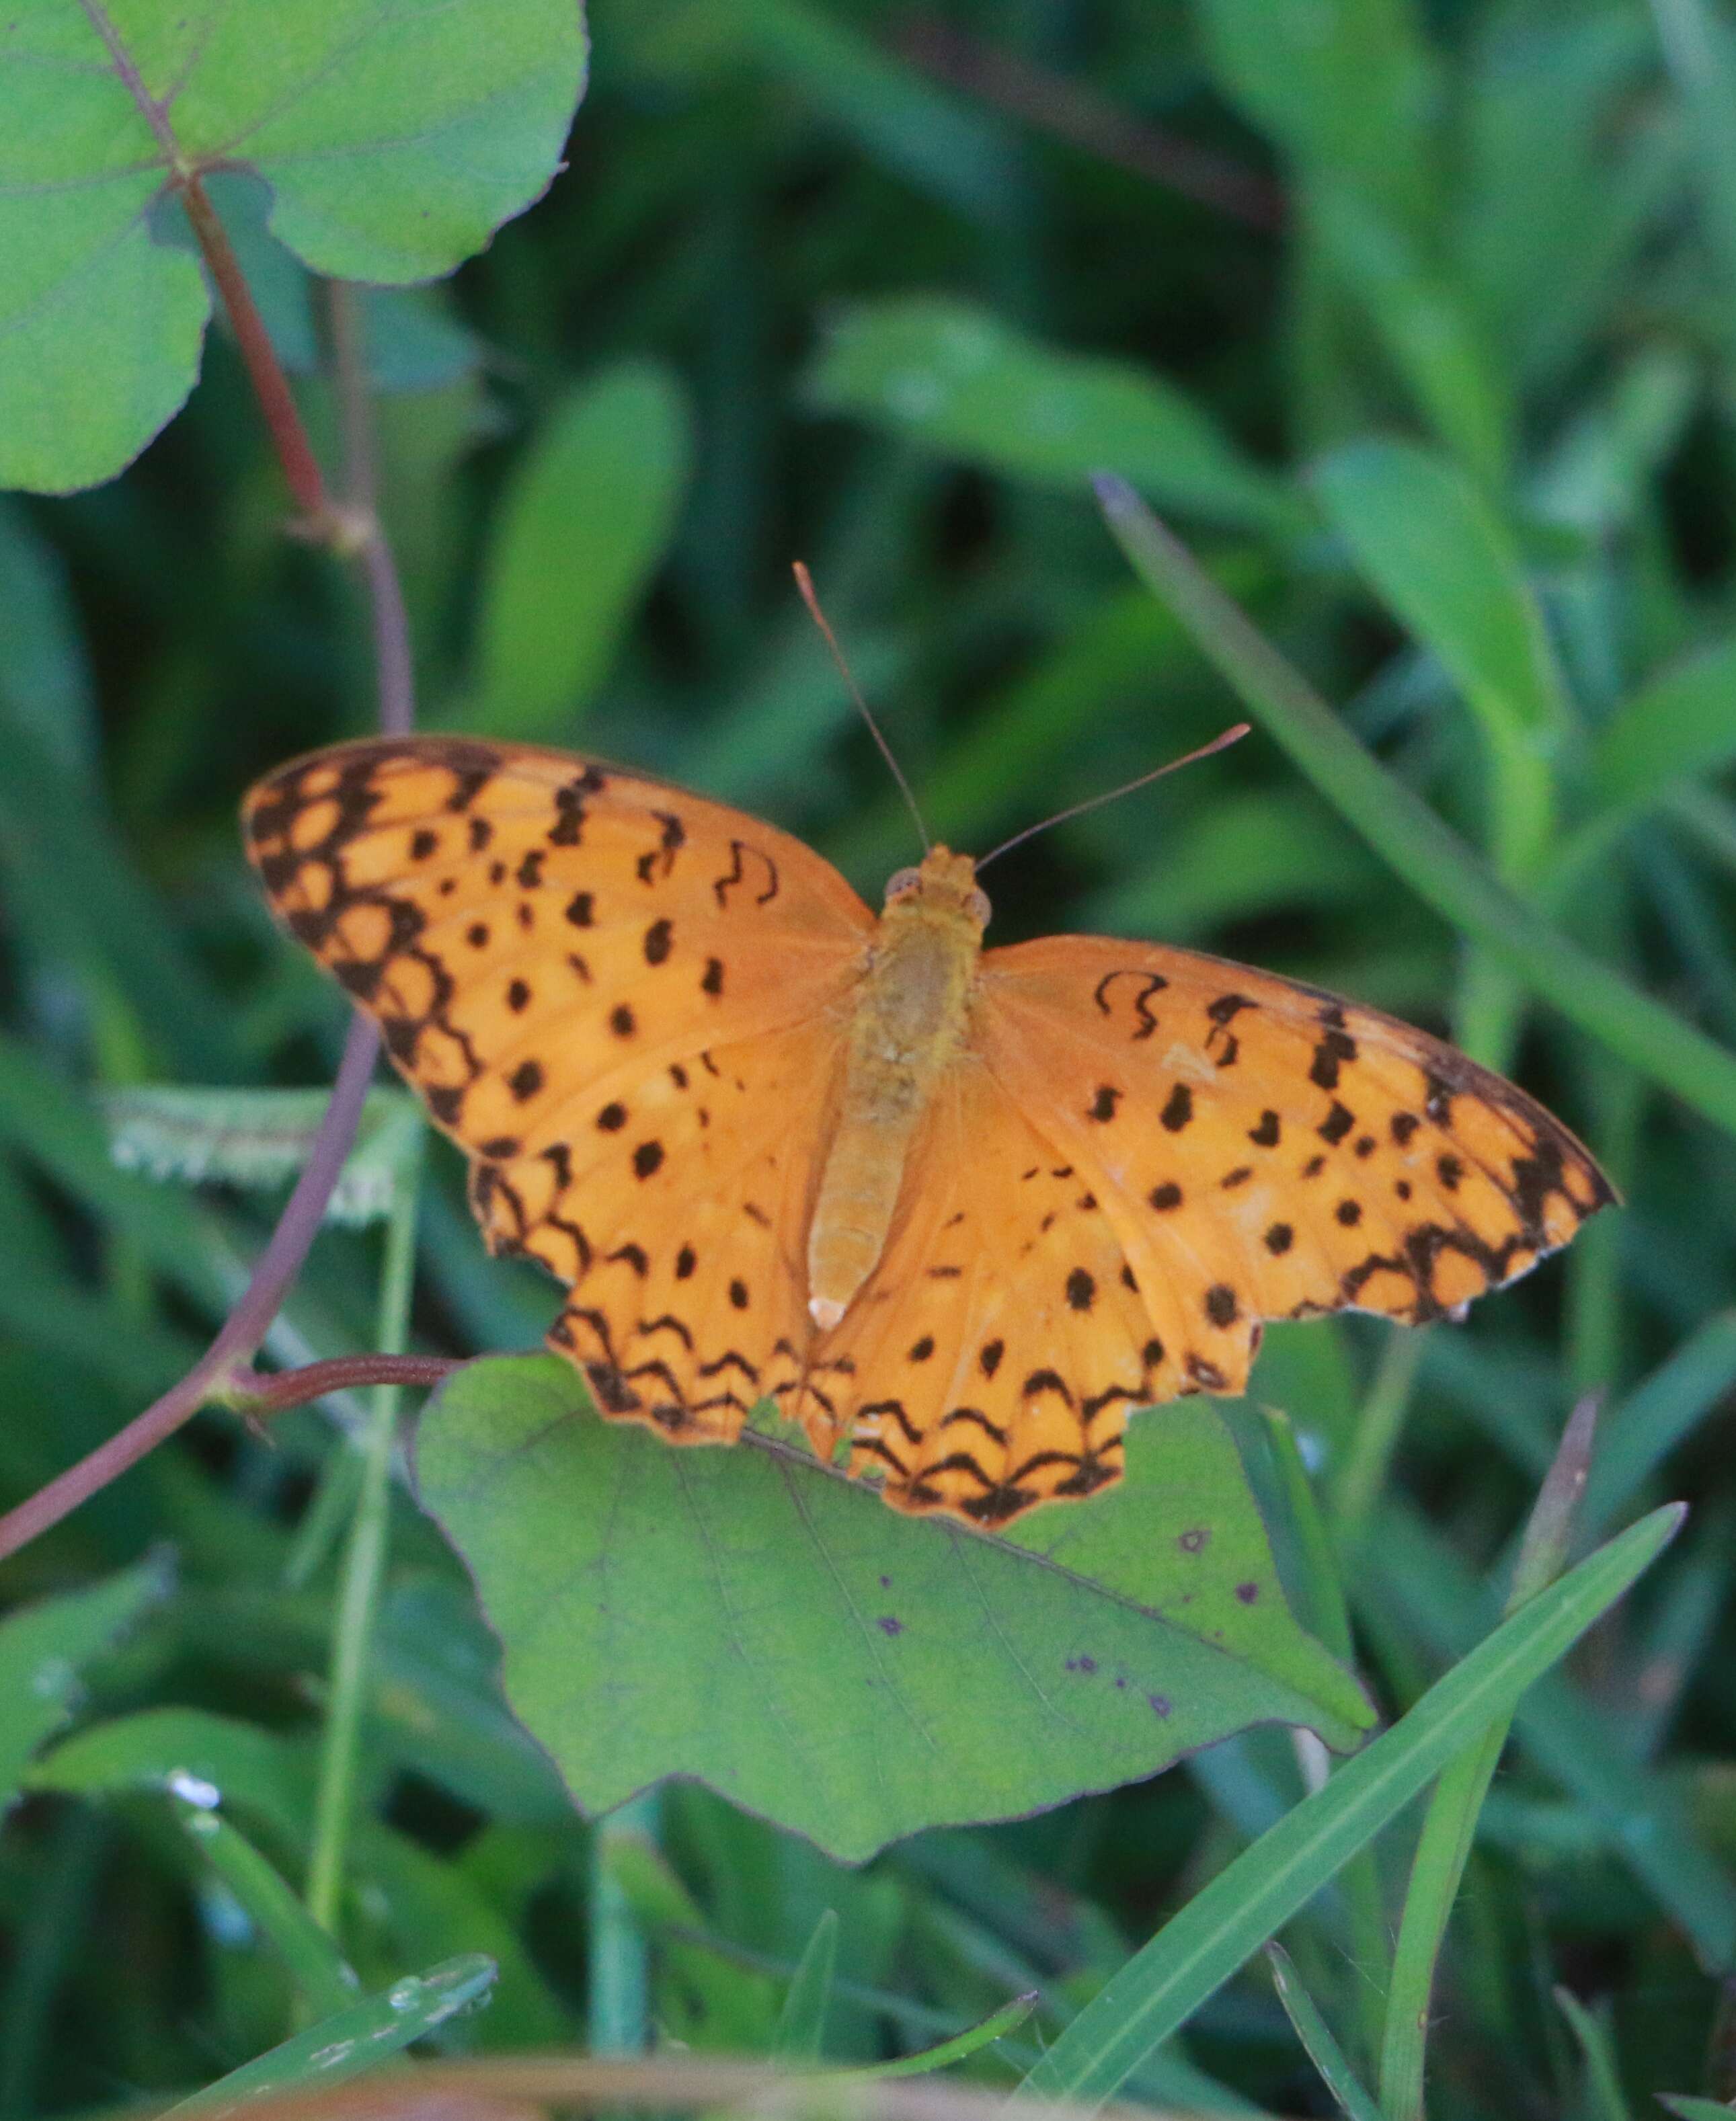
[883,847,992,935]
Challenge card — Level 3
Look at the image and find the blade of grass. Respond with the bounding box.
[0,1806,108,2116]
[1093,476,1736,1140]
[840,1993,1039,2081]
[171,1788,358,2018]
[162,1953,497,2117]
[1312,435,1569,1062]
[1579,1311,1736,1540]
[1015,1503,1682,2109]
[1554,1987,1636,2121]
[1267,1946,1384,2121]
[1259,1408,1388,2073]
[1363,1499,1736,1964]
[774,1909,839,2064]
[1378,1396,1600,2121]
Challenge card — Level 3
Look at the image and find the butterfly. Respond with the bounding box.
[244,735,1614,1528]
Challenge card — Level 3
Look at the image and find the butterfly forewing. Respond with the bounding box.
[243,737,871,1438]
[976,934,1614,1345]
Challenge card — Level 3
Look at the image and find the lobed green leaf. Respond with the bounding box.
[0,0,588,491]
[415,1355,1372,1862]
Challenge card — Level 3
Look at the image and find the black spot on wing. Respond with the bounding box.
[1309,1025,1357,1091]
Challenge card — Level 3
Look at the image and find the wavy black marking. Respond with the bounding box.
[940,1406,1008,1445]
[636,1314,695,1351]
[712,838,781,909]
[1091,967,1168,1040]
[861,1397,923,1445]
[699,1349,762,1385]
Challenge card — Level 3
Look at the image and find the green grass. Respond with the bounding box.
[3,1,1736,2115]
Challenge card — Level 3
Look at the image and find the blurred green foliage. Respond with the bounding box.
[5,0,1736,2114]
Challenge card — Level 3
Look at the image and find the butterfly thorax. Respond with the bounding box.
[805,847,990,1335]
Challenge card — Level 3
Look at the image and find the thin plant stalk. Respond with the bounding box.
[305,1162,422,1933]
[589,1790,663,2054]
[1377,1395,1602,2118]
[1378,1721,1507,2121]
[1331,1328,1428,1548]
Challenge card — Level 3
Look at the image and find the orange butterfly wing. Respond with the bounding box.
[789,1062,1177,1523]
[785,932,1612,1525]
[976,932,1614,1345]
[244,737,870,1442]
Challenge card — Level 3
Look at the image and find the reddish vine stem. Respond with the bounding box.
[327,282,416,739]
[0,162,416,1564]
[178,171,333,528]
[228,1355,463,1417]
[898,17,1286,233]
[0,1018,381,1562]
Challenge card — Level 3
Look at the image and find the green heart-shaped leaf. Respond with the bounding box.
[0,0,588,491]
[416,1354,1373,1862]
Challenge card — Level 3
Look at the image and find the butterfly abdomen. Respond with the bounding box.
[805,850,988,1334]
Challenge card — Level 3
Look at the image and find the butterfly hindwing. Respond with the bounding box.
[791,1065,1182,1524]
[538,1012,844,1443]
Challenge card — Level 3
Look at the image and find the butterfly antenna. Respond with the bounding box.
[975,723,1252,873]
[793,561,930,854]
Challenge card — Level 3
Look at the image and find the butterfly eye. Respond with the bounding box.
[965,887,991,926]
[885,867,922,901]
